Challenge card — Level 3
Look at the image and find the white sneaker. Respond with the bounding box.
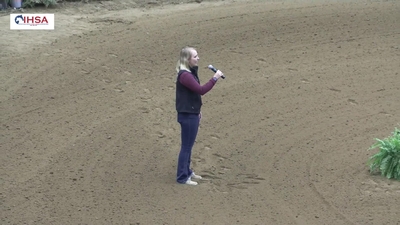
[191,172,202,180]
[185,179,198,186]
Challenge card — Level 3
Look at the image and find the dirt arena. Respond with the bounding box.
[1,0,399,224]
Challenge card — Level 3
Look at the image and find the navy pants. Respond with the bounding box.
[176,112,200,184]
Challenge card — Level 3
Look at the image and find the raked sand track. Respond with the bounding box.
[1,0,399,224]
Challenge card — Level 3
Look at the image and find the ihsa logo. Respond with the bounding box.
[10,14,54,30]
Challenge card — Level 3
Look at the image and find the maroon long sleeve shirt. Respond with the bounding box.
[179,71,217,95]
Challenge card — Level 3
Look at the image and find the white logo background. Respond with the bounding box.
[10,14,55,30]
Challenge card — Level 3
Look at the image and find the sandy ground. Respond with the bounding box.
[1,0,400,224]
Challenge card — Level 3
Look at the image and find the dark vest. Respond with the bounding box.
[175,66,202,114]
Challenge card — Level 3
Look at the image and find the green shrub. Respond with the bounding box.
[23,0,57,8]
[368,127,400,180]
